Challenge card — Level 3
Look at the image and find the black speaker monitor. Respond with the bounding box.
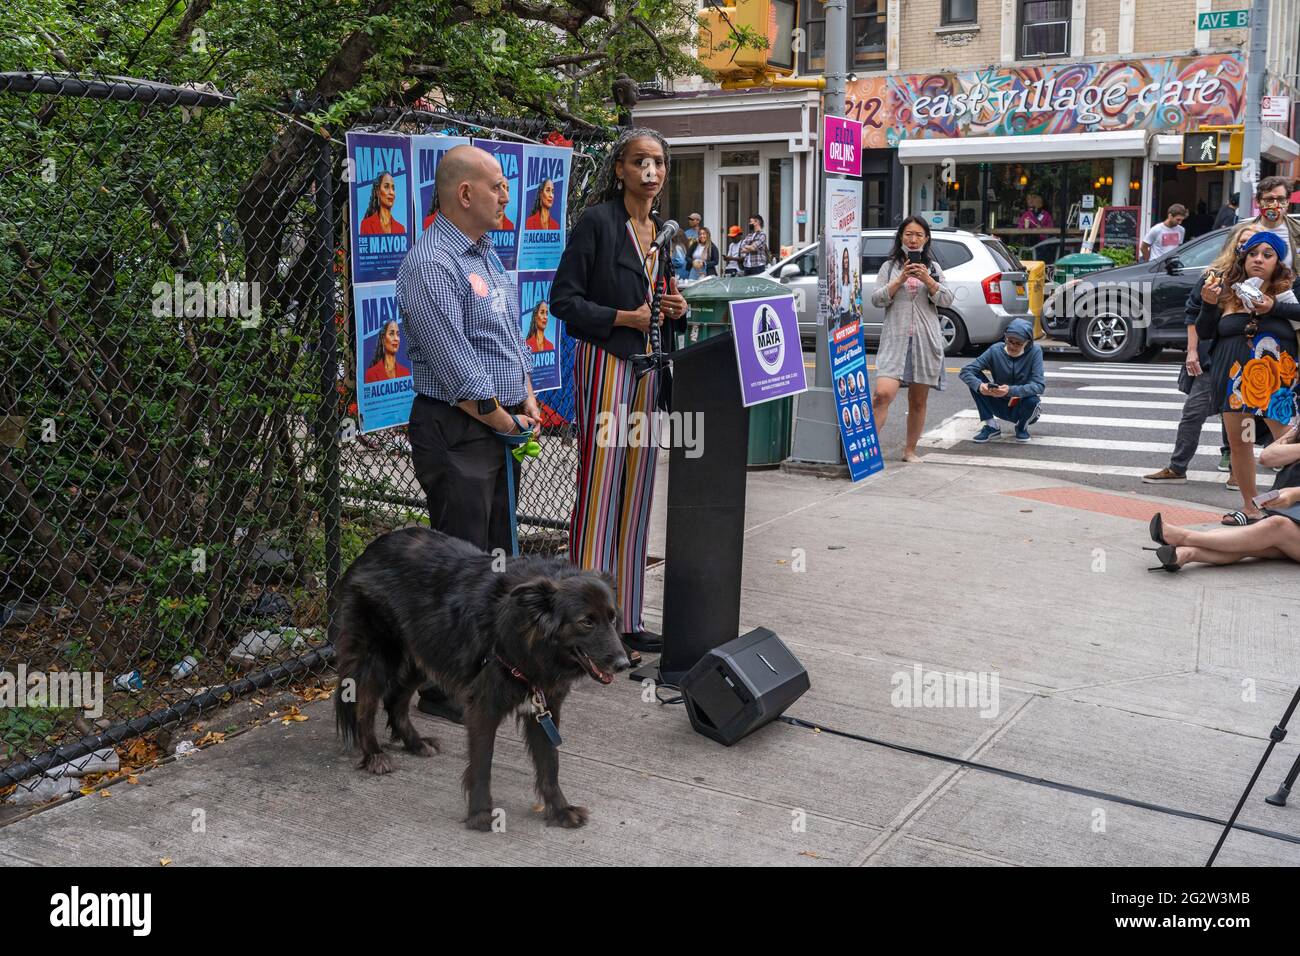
[679,627,810,746]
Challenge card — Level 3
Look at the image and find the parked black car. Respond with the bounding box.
[1042,225,1231,362]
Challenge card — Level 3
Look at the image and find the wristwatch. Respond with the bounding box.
[476,398,500,416]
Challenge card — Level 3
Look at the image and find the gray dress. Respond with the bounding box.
[870,259,954,389]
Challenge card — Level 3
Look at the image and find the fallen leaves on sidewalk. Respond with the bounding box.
[279,705,308,725]
[296,685,333,703]
[196,731,226,747]
[160,858,172,866]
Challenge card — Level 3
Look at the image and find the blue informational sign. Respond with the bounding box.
[519,270,561,392]
[354,281,415,432]
[346,132,412,283]
[829,318,883,481]
[728,294,808,407]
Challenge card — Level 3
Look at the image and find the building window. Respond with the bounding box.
[802,0,887,73]
[853,0,887,70]
[1019,0,1070,58]
[942,0,977,25]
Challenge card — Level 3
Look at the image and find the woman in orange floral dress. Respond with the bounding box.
[1196,230,1300,524]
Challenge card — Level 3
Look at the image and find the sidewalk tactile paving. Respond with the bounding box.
[1002,486,1223,525]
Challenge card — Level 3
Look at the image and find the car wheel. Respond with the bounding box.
[1077,308,1140,362]
[939,311,968,356]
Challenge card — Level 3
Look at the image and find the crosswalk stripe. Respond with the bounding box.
[1078,386,1184,395]
[1045,371,1182,382]
[1044,396,1187,410]
[918,452,1227,484]
[1058,364,1180,372]
[946,409,1217,431]
[922,424,1231,457]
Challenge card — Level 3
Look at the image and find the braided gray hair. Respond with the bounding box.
[587,127,671,210]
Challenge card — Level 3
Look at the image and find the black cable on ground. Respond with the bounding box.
[777,714,1300,848]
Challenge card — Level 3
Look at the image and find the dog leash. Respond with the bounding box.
[492,414,541,557]
[492,652,562,746]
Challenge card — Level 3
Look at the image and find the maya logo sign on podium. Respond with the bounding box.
[729,295,808,408]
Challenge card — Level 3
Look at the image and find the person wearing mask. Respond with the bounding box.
[1212,193,1239,231]
[959,318,1045,443]
[869,216,954,462]
[1254,176,1300,267]
[550,128,688,666]
[738,215,770,275]
[1195,230,1300,525]
[1143,222,1259,486]
[1140,204,1188,261]
[688,226,720,279]
[395,144,541,723]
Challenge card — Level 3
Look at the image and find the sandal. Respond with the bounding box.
[1221,511,1262,526]
[1145,544,1182,573]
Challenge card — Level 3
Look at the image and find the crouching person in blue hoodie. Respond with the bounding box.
[958,318,1046,443]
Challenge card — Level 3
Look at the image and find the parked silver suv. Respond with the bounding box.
[767,228,1034,354]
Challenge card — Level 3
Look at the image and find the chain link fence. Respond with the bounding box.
[0,71,613,800]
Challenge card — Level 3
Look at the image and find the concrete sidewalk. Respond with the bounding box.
[4,457,1300,866]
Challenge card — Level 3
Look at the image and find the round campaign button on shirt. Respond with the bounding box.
[468,273,489,297]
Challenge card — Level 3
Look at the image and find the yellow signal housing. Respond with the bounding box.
[698,0,799,77]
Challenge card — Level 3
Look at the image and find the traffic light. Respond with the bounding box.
[698,0,799,77]
[1178,125,1244,170]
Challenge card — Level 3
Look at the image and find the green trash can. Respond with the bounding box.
[1052,252,1114,283]
[681,276,794,468]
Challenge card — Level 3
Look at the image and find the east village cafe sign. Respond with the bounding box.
[845,52,1246,147]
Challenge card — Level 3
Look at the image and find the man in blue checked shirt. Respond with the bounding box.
[396,145,541,722]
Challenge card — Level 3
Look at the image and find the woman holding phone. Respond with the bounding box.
[870,217,954,462]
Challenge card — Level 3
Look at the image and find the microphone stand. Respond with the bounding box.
[631,242,670,381]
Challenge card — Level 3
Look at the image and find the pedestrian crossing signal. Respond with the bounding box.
[698,0,799,77]
[1182,131,1220,166]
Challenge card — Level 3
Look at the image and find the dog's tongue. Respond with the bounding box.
[578,651,614,685]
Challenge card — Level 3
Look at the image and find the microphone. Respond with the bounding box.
[652,220,680,251]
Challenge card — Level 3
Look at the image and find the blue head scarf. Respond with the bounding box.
[1241,229,1288,261]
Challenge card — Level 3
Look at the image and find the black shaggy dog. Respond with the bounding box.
[333,527,629,830]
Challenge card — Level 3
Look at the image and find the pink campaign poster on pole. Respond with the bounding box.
[823,115,862,177]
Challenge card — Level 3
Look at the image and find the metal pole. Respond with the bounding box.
[314,139,343,621]
[1238,0,1269,203]
[790,0,848,466]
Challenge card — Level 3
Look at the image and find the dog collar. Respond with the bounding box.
[492,653,562,747]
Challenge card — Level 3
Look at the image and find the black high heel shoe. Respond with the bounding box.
[1148,512,1166,546]
[1145,544,1181,572]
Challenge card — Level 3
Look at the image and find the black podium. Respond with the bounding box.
[631,329,751,686]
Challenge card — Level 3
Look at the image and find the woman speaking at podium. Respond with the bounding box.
[551,128,688,665]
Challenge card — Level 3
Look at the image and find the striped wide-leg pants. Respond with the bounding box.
[570,339,660,633]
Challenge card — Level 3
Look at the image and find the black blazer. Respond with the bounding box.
[552,198,676,361]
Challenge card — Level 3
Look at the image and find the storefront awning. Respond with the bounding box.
[897,130,1147,164]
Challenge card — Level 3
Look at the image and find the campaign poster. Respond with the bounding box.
[822,178,880,480]
[518,145,571,271]
[728,294,808,407]
[411,134,471,240]
[473,139,523,269]
[519,270,561,393]
[347,132,412,283]
[353,281,415,433]
[830,320,883,481]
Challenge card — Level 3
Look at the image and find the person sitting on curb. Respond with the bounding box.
[1146,424,1300,570]
[958,318,1045,443]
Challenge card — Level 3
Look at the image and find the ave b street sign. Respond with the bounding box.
[1197,9,1248,30]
